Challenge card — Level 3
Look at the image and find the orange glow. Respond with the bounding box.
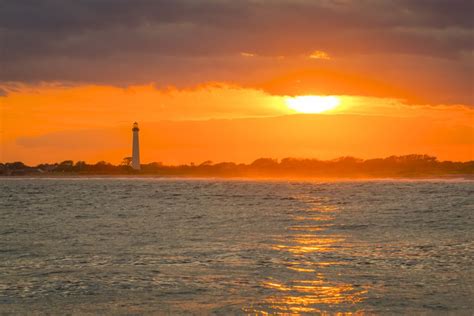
[286,96,340,113]
[0,83,473,164]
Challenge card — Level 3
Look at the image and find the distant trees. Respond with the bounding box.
[1,155,473,178]
[75,161,87,172]
[56,160,74,172]
[3,162,27,170]
[121,157,132,166]
[0,162,29,175]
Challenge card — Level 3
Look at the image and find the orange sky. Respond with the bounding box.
[0,1,473,164]
[1,83,472,164]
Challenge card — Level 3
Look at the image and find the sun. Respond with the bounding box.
[285,96,340,113]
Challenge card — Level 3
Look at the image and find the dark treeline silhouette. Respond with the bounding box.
[1,155,473,178]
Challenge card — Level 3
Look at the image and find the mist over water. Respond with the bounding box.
[1,178,473,314]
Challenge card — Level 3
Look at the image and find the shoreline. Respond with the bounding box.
[1,173,472,182]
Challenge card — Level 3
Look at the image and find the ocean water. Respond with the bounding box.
[0,178,473,314]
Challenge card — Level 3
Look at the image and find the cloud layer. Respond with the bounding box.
[0,0,473,104]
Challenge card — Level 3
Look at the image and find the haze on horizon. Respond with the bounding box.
[0,0,473,164]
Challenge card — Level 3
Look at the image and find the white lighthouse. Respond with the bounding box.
[131,122,141,170]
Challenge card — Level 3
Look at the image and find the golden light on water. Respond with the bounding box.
[286,96,341,114]
[261,280,368,313]
[244,194,370,315]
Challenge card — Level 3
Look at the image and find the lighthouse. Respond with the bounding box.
[131,122,140,170]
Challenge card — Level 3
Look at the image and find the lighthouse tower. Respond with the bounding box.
[131,122,140,170]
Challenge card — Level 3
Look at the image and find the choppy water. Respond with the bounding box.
[0,178,473,314]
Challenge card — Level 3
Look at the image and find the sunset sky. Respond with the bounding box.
[1,0,473,164]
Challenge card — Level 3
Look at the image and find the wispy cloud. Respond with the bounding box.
[240,52,256,57]
[309,50,331,60]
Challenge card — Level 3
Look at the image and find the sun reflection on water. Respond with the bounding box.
[261,279,368,313]
[293,215,335,221]
[272,235,345,254]
[245,193,369,315]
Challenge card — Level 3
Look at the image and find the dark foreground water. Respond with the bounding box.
[0,178,473,315]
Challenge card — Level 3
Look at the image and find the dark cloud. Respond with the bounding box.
[1,0,472,59]
[0,0,472,104]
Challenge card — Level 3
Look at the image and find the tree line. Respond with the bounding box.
[1,155,473,178]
